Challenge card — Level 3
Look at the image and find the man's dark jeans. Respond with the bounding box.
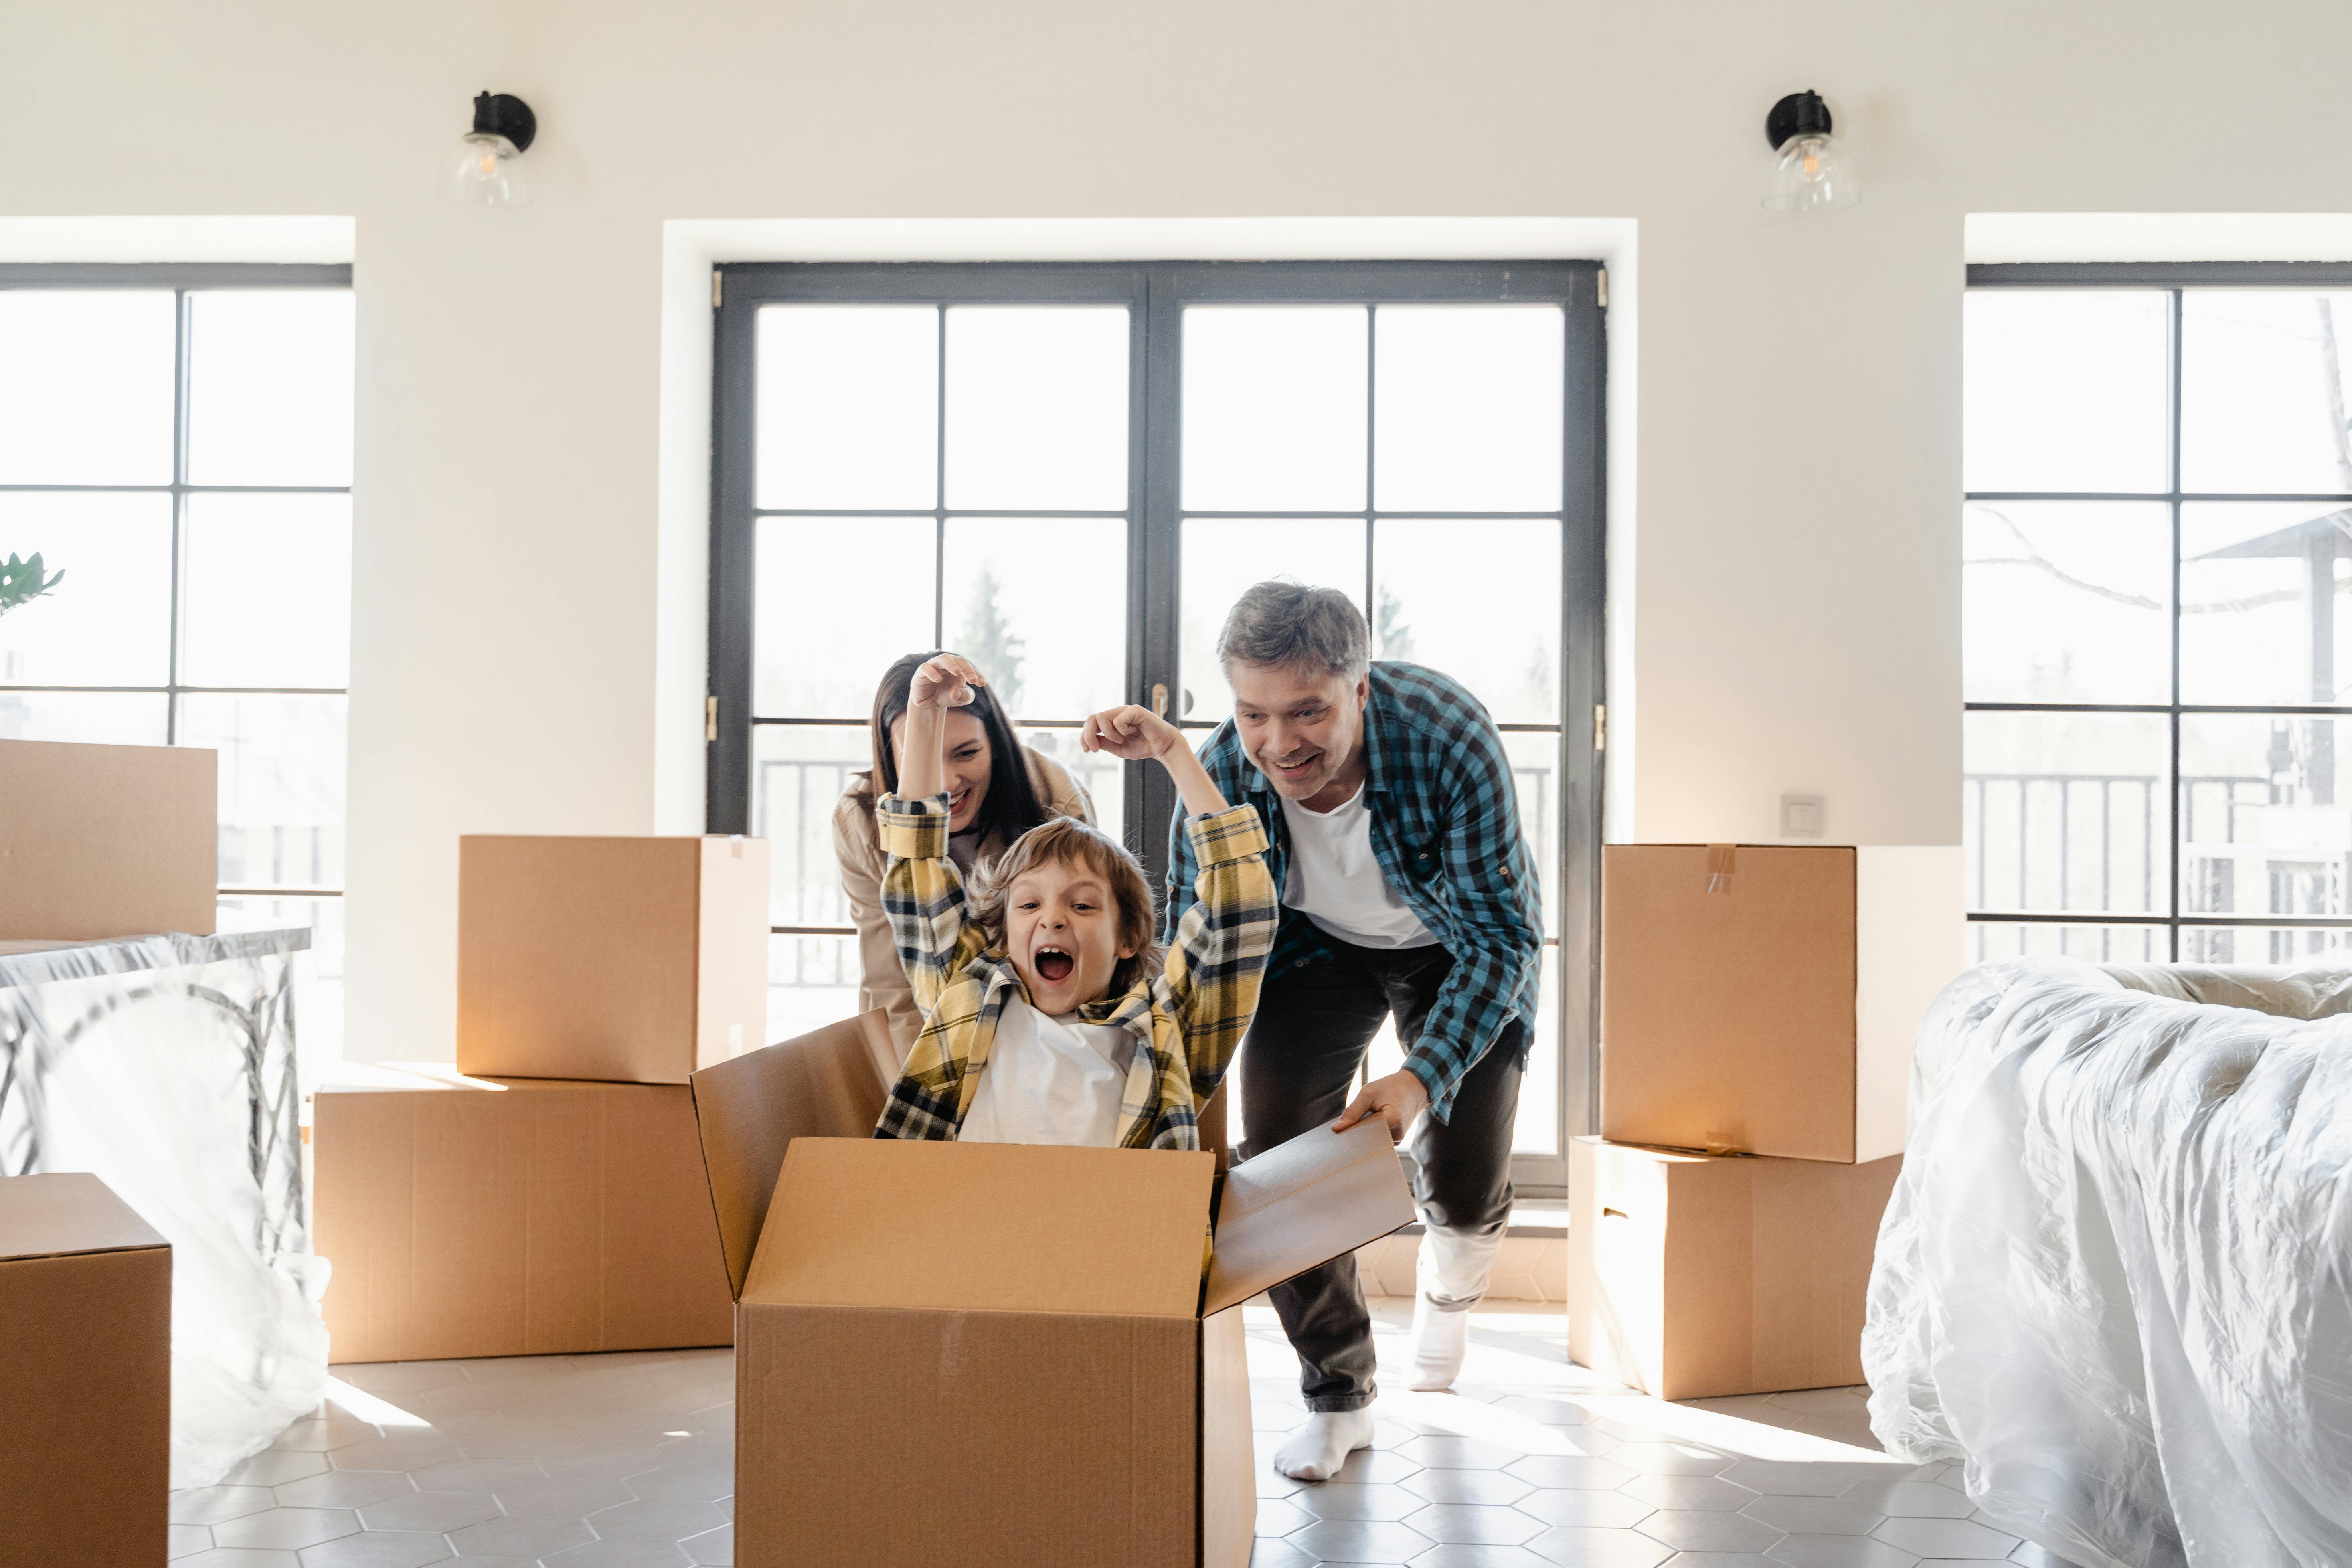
[1238,936,1524,1412]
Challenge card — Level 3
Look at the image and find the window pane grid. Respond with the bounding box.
[1966,280,2352,955]
[0,279,352,898]
[724,266,1595,1180]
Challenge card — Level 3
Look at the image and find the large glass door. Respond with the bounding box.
[710,261,1603,1189]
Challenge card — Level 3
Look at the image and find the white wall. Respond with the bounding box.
[9,0,2352,1061]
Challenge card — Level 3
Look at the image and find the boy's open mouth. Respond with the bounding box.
[1034,946,1075,983]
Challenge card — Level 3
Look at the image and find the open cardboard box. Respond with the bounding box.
[690,1013,1414,1568]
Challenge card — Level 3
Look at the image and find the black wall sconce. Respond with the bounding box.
[441,92,538,207]
[1764,90,1858,213]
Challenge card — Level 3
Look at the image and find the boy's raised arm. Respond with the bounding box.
[1083,703,1274,1103]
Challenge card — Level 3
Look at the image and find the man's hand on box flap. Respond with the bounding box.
[1332,1068,1428,1142]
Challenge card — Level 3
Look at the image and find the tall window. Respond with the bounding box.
[1965,264,2352,963]
[710,262,1604,1187]
[0,266,354,1040]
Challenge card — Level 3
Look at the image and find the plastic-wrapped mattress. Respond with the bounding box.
[0,931,326,1489]
[1863,958,2352,1568]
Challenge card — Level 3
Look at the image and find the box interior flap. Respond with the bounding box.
[1203,1121,1415,1317]
[744,1139,1214,1317]
[690,1012,895,1299]
[0,1171,168,1262]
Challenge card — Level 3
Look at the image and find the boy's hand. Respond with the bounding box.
[1081,704,1185,761]
[909,654,986,711]
[1333,1068,1429,1142]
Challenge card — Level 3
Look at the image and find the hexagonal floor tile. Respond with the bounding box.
[1870,1516,2020,1558]
[1504,1453,1636,1490]
[1620,1473,1761,1511]
[1402,1468,1534,1507]
[1634,1507,1783,1553]
[1291,1482,1427,1521]
[1522,1523,1674,1567]
[1509,1486,1655,1530]
[1287,1517,1438,1563]
[170,1486,279,1526]
[211,1509,361,1551]
[1405,1503,1548,1546]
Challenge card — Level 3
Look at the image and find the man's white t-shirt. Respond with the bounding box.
[1278,785,1438,950]
[958,998,1136,1147]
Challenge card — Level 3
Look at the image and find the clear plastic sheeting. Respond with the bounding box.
[1864,957,2352,1568]
[0,930,326,1489]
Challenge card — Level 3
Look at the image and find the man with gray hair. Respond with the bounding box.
[1163,580,1542,1481]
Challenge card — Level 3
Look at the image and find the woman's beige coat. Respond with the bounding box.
[830,745,1095,1059]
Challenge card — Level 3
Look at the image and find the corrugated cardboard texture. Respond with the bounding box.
[456,834,769,1084]
[1601,843,1861,1161]
[1199,1308,1257,1568]
[0,738,216,940]
[737,1302,1198,1568]
[0,1173,170,1568]
[315,1076,733,1362]
[1567,1137,1901,1400]
[745,1139,1214,1318]
[689,1013,895,1299]
[1204,1120,1415,1315]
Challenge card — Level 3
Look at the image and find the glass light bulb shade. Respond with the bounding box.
[1764,132,1859,213]
[439,131,532,206]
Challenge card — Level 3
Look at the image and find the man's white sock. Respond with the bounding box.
[1407,1225,1506,1391]
[1271,1408,1376,1482]
[1408,1293,1472,1391]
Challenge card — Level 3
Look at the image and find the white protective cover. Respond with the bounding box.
[1864,958,2352,1568]
[0,931,327,1488]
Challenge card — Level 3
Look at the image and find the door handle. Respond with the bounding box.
[1151,682,1169,717]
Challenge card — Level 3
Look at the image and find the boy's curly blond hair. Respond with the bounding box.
[965,817,1162,995]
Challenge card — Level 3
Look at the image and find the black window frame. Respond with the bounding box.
[707,259,1606,1190]
[0,260,355,905]
[1967,259,2352,961]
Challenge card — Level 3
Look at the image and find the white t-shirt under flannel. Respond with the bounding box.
[1277,784,1438,951]
[957,997,1138,1147]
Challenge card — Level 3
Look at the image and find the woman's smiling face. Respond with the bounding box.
[892,708,995,832]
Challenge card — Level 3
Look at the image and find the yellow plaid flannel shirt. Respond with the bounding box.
[872,793,1276,1149]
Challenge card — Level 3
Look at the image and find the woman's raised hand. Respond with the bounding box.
[1081,704,1183,761]
[909,653,986,711]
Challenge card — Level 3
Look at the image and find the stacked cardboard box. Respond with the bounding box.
[1572,843,1962,1399]
[0,738,217,939]
[311,834,779,1362]
[0,1172,172,1568]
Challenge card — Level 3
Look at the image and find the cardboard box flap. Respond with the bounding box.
[1203,1121,1415,1317]
[0,1172,168,1262]
[690,1012,895,1299]
[744,1138,1215,1318]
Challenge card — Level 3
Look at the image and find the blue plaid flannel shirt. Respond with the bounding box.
[1162,661,1544,1121]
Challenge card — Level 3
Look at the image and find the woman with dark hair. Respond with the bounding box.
[832,649,1094,1058]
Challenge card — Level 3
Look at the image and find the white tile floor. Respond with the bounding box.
[165,1299,2080,1568]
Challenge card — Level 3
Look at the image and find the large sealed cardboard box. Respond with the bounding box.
[690,1015,1413,1568]
[0,738,216,939]
[1567,1136,1901,1400]
[0,1172,171,1568]
[1601,842,1963,1163]
[313,1058,773,1362]
[457,833,770,1083]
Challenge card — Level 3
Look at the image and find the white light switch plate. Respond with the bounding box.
[1781,794,1826,838]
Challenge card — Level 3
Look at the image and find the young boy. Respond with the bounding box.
[874,653,1276,1148]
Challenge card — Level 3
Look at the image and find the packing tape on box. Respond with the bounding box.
[1705,843,1736,894]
